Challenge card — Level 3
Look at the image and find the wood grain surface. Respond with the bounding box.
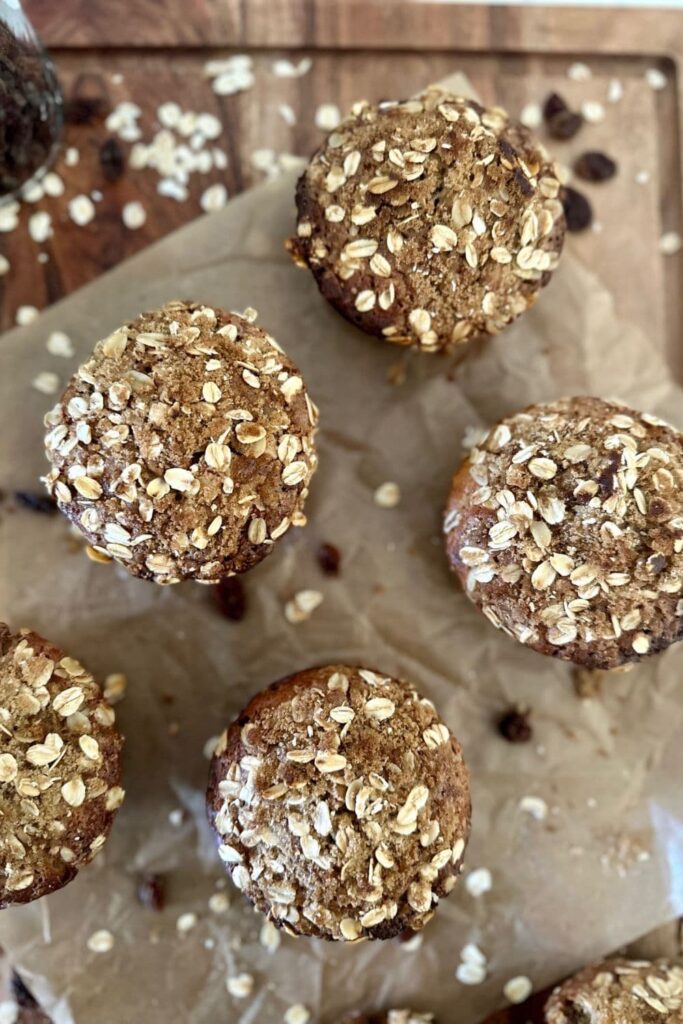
[4,2,683,1021]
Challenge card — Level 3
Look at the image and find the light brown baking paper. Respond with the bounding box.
[1,73,683,1024]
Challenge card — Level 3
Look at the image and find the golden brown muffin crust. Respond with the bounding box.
[207,665,470,941]
[545,958,683,1023]
[44,301,318,584]
[444,397,683,669]
[292,87,565,352]
[0,624,124,907]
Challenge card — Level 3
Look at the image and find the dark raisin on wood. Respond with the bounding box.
[14,491,57,514]
[213,577,246,621]
[137,873,166,911]
[560,186,593,232]
[498,707,533,743]
[543,92,569,121]
[317,542,341,576]
[574,151,617,183]
[547,110,583,141]
[64,95,109,125]
[99,137,125,182]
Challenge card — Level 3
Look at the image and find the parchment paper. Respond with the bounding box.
[1,73,683,1024]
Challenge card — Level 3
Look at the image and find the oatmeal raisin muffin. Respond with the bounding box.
[545,957,683,1022]
[44,301,318,584]
[0,624,124,907]
[207,665,470,940]
[444,397,683,669]
[290,86,565,352]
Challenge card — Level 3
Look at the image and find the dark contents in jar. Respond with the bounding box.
[0,19,62,196]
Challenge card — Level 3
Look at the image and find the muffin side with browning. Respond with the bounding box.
[444,397,683,669]
[545,958,683,1023]
[0,624,124,907]
[207,665,470,941]
[44,301,318,584]
[291,86,565,352]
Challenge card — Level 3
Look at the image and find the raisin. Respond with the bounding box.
[498,707,532,743]
[99,137,125,183]
[561,186,593,232]
[137,873,166,911]
[543,92,569,121]
[574,151,617,183]
[213,578,246,621]
[317,542,341,576]
[14,491,57,514]
[548,110,583,141]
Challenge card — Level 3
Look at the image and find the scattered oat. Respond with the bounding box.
[28,210,52,243]
[285,589,324,623]
[278,102,297,126]
[456,959,487,985]
[16,305,38,326]
[635,170,650,186]
[43,171,64,196]
[272,57,312,78]
[284,1006,310,1024]
[200,183,228,213]
[504,975,533,1004]
[465,867,492,898]
[208,891,230,914]
[519,102,542,130]
[567,62,591,82]
[374,481,401,508]
[46,330,74,358]
[103,672,127,704]
[69,194,96,226]
[87,929,114,953]
[122,200,146,229]
[646,67,667,91]
[315,103,341,131]
[32,371,60,395]
[519,795,548,821]
[259,918,281,952]
[205,55,254,96]
[226,973,254,999]
[169,808,183,827]
[0,255,9,276]
[660,231,682,256]
[581,100,606,124]
[0,201,19,232]
[64,147,80,167]
[176,911,198,934]
[607,78,623,103]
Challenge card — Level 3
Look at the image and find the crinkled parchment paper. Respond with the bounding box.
[1,74,683,1024]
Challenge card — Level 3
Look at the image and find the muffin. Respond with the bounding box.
[0,624,124,907]
[43,301,318,584]
[290,86,565,352]
[545,957,683,1022]
[444,397,683,669]
[207,665,470,940]
[342,1013,434,1024]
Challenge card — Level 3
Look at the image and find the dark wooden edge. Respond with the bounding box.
[24,1,683,58]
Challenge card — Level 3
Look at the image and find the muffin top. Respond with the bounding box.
[207,665,470,941]
[291,86,565,352]
[44,301,318,584]
[445,397,683,669]
[0,624,124,907]
[545,958,683,1023]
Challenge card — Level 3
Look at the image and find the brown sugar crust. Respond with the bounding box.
[206,665,470,941]
[0,624,124,907]
[444,397,683,669]
[291,86,565,352]
[341,1013,435,1024]
[545,958,683,1023]
[44,301,319,584]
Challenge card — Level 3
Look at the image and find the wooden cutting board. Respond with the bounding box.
[6,3,683,1022]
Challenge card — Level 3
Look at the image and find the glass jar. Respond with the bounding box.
[0,0,63,201]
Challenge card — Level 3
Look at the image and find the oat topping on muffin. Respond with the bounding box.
[0,624,124,907]
[545,958,683,1023]
[444,397,683,669]
[291,86,565,352]
[43,301,318,584]
[207,665,470,941]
